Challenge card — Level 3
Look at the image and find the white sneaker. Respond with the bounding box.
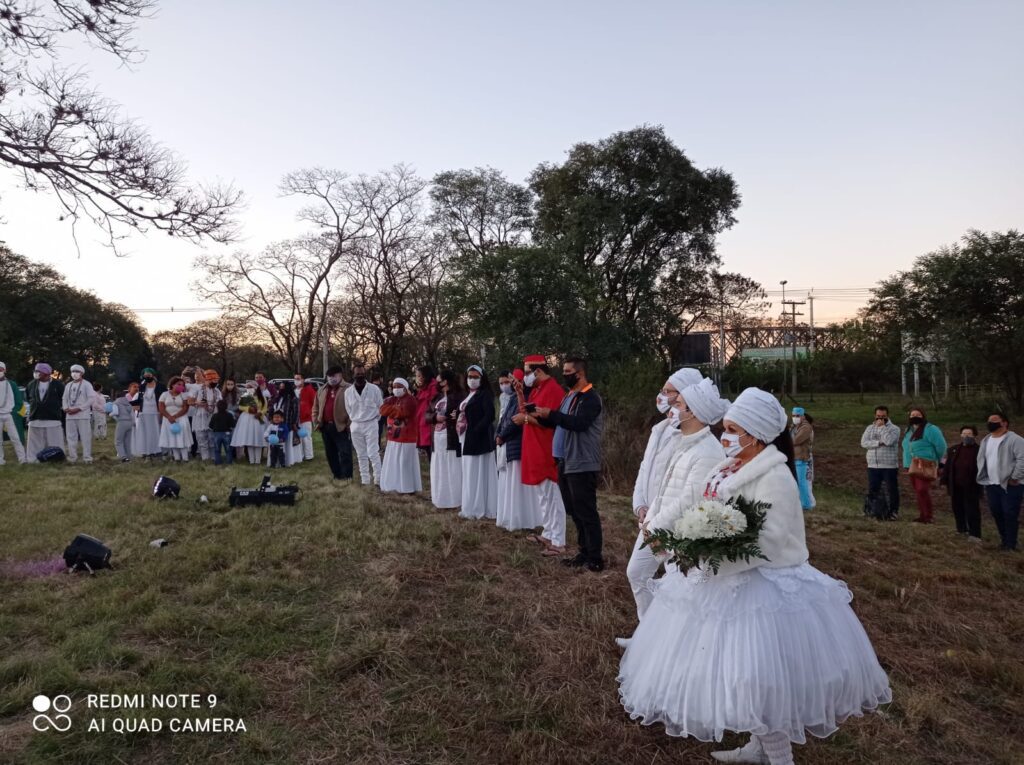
[711,739,769,763]
[615,637,631,649]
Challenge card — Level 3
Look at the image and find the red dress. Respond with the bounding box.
[520,376,564,486]
[414,380,438,449]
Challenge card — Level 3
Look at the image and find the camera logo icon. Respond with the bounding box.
[32,694,72,732]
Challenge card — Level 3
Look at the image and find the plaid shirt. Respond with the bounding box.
[861,421,901,468]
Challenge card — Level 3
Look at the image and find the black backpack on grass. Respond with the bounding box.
[36,446,65,463]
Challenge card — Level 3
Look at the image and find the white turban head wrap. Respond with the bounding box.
[0,361,6,371]
[667,367,703,393]
[679,378,730,426]
[393,377,410,390]
[70,364,85,374]
[725,387,788,444]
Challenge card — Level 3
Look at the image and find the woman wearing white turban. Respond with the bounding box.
[379,377,422,494]
[622,369,704,630]
[618,387,891,764]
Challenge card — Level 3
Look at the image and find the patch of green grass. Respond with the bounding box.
[2,426,1023,763]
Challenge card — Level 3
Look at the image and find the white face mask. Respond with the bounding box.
[71,372,83,380]
[792,416,802,425]
[328,376,342,386]
[500,383,512,395]
[721,432,746,458]
[33,371,41,380]
[656,394,671,414]
[294,379,303,387]
[467,378,481,390]
[524,372,536,387]
[0,371,5,380]
[393,387,406,397]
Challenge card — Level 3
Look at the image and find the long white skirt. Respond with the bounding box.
[231,412,264,448]
[496,459,542,530]
[430,430,462,509]
[380,441,421,493]
[459,451,498,520]
[134,412,161,456]
[618,563,892,744]
[158,417,193,450]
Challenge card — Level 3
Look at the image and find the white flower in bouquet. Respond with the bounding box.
[673,499,748,540]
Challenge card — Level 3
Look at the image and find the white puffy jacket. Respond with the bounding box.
[701,445,809,578]
[632,419,680,515]
[646,427,726,531]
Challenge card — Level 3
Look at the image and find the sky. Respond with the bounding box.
[2,0,1021,332]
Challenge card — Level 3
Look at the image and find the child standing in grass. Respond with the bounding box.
[265,410,289,468]
[208,399,235,466]
[112,386,136,462]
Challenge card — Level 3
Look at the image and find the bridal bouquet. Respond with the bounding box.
[643,497,770,575]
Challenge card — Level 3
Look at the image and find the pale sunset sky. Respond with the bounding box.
[2,0,1021,331]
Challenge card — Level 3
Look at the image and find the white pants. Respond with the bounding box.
[626,530,663,621]
[27,423,64,462]
[351,419,382,485]
[65,418,93,462]
[92,411,108,438]
[195,428,213,460]
[535,479,566,548]
[0,412,27,464]
[299,420,314,460]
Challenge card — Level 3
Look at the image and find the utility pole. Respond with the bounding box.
[781,292,805,397]
[718,286,727,380]
[321,300,329,377]
[808,291,816,355]
[779,281,788,395]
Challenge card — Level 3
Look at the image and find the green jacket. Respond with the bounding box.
[2,379,25,441]
[902,423,947,468]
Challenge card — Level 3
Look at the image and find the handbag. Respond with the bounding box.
[908,457,938,481]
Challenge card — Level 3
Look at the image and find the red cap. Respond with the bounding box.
[512,369,525,382]
[523,354,546,365]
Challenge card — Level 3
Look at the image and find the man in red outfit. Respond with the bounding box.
[515,354,567,555]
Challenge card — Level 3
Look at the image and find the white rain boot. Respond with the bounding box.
[757,732,795,765]
[711,737,769,763]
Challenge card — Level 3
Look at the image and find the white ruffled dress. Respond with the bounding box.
[618,447,891,744]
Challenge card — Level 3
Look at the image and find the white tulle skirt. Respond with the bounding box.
[618,563,891,745]
[496,459,542,530]
[380,441,421,494]
[231,412,264,448]
[459,452,498,520]
[430,430,462,509]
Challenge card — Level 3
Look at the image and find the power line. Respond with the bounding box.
[128,306,220,313]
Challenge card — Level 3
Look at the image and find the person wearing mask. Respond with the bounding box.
[269,379,300,466]
[533,357,605,572]
[901,408,947,524]
[182,367,203,457]
[111,385,136,462]
[222,376,240,417]
[496,369,540,531]
[231,380,268,464]
[976,412,1024,552]
[379,377,421,494]
[132,368,165,459]
[790,407,816,511]
[861,405,901,520]
[619,388,891,765]
[254,371,275,408]
[312,366,353,481]
[428,370,464,509]
[208,399,235,466]
[414,365,438,461]
[516,355,568,556]
[294,372,316,461]
[25,362,66,461]
[62,364,96,463]
[90,382,108,440]
[192,369,222,462]
[458,365,498,520]
[345,363,384,486]
[622,368,703,628]
[940,426,983,542]
[0,361,27,465]
[158,375,192,462]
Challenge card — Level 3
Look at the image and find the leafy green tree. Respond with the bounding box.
[529,125,740,354]
[430,168,534,257]
[867,230,1024,411]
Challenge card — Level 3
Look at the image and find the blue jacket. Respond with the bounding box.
[495,395,523,462]
[902,422,947,468]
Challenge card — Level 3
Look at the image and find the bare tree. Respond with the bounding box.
[193,235,345,374]
[406,239,467,368]
[0,1,240,250]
